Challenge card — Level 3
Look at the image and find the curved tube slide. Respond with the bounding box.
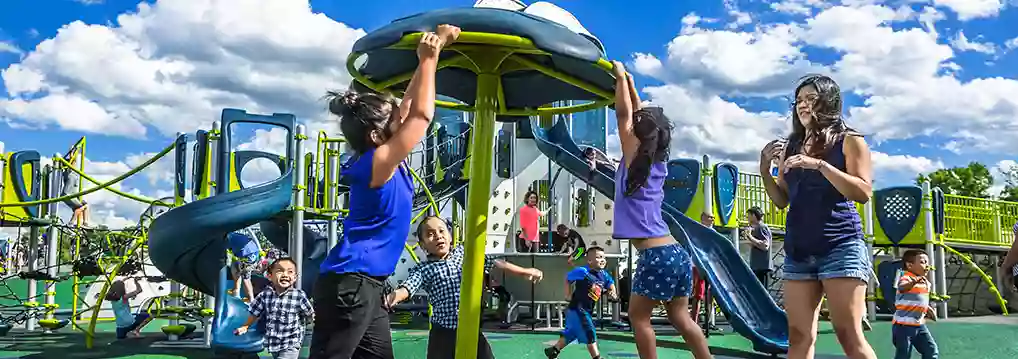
[149,171,295,353]
[530,119,789,354]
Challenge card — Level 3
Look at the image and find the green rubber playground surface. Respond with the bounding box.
[1,317,1017,358]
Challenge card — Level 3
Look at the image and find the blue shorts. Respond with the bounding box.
[116,313,150,339]
[561,308,597,344]
[783,239,871,281]
[632,243,693,301]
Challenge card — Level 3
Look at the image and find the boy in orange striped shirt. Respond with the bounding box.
[892,249,939,359]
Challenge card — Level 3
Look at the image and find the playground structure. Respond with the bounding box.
[0,2,1015,359]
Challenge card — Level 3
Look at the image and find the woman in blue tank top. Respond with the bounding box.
[609,61,712,359]
[759,74,877,359]
[309,25,461,359]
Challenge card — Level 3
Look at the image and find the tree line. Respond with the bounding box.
[915,162,1018,202]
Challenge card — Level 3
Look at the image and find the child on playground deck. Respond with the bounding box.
[385,216,544,359]
[544,247,617,359]
[105,276,153,339]
[517,190,550,253]
[235,257,314,359]
[312,25,461,358]
[892,249,939,359]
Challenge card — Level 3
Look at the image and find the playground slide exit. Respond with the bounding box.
[148,171,296,353]
[530,119,789,354]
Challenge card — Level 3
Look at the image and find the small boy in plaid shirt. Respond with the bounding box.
[235,257,314,359]
[385,216,544,359]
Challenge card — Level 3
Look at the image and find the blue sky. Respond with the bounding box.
[1,0,1017,226]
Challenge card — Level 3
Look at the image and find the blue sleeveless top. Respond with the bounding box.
[612,159,670,239]
[320,148,413,276]
[783,136,863,260]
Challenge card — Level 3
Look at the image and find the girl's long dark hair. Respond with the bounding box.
[626,107,671,196]
[789,74,857,157]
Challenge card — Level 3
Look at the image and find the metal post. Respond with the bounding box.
[921,181,939,318]
[44,162,60,329]
[326,141,340,250]
[26,226,39,331]
[168,132,187,340]
[205,122,220,348]
[455,65,500,359]
[291,125,307,276]
[864,200,876,322]
[700,155,715,329]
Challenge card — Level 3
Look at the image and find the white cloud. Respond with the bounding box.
[991,159,1017,196]
[630,1,1015,187]
[1,0,364,139]
[931,0,1006,21]
[74,0,105,4]
[0,41,22,55]
[949,31,997,55]
[870,151,945,180]
[1005,36,1018,51]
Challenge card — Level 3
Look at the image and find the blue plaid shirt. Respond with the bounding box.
[249,287,314,353]
[399,244,496,329]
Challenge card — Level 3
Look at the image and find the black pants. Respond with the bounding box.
[309,273,393,359]
[754,269,770,289]
[426,325,494,359]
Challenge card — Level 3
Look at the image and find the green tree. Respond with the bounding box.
[998,163,1018,202]
[915,161,993,198]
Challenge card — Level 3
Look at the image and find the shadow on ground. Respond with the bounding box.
[0,330,260,359]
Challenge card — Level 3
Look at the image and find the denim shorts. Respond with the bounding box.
[783,238,871,281]
[633,244,693,301]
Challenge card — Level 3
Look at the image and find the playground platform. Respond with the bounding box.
[1,317,1016,358]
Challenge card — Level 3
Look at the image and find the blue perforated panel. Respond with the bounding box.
[713,163,739,226]
[875,186,923,245]
[664,159,700,213]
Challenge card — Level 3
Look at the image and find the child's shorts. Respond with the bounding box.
[633,243,693,301]
[561,308,597,344]
[115,313,150,339]
[231,260,257,279]
[783,239,871,281]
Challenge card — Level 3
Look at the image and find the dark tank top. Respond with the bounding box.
[783,135,863,260]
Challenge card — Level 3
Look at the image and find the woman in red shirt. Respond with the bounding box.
[517,191,549,253]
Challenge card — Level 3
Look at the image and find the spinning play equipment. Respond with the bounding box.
[348,4,616,358]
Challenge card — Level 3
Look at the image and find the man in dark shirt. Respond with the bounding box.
[745,207,773,288]
[553,224,586,264]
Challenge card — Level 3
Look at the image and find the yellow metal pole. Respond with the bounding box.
[454,50,508,359]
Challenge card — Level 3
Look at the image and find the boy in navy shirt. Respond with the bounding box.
[545,247,617,359]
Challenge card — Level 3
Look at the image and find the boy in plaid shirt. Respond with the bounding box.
[385,216,544,359]
[235,257,314,359]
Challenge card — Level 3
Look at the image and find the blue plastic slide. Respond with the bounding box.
[530,119,789,354]
[149,171,296,353]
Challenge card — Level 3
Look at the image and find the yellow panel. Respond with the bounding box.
[0,153,32,222]
[228,152,241,192]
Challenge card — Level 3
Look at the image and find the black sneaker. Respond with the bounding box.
[544,347,559,359]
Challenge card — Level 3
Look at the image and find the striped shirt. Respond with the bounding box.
[893,271,930,326]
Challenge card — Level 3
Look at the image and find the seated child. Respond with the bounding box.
[892,249,939,359]
[228,232,262,301]
[544,247,617,359]
[386,216,544,359]
[235,257,314,359]
[105,277,152,339]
